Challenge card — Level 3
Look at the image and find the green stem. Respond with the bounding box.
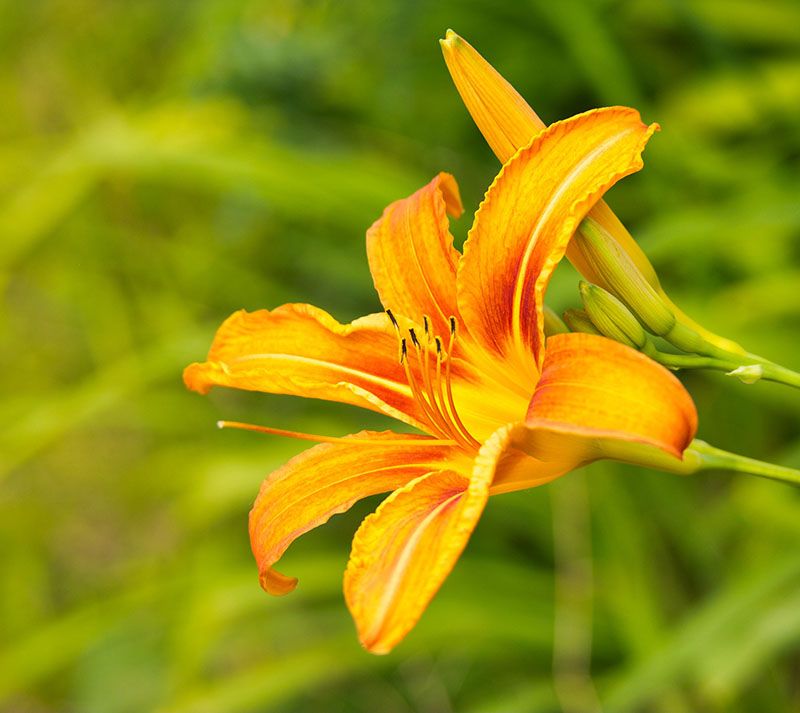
[659,321,800,389]
[651,351,734,372]
[680,440,800,487]
[649,341,800,390]
[757,360,800,389]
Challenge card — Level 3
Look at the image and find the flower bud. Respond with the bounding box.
[579,281,649,349]
[573,217,676,336]
[562,308,601,336]
[439,29,545,163]
[661,322,708,354]
[543,305,568,335]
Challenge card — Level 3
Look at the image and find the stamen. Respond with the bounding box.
[420,318,478,450]
[401,341,450,440]
[443,319,481,449]
[217,420,457,446]
[385,312,479,451]
[413,329,452,438]
[432,339,472,450]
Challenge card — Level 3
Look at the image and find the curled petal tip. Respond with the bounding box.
[183,362,215,394]
[259,568,298,596]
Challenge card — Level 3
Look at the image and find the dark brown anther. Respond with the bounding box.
[409,328,420,348]
[400,337,408,363]
[435,337,442,354]
[423,316,430,335]
[386,309,399,329]
[449,316,457,336]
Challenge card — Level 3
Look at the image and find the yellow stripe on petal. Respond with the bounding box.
[344,423,516,653]
[458,107,658,371]
[522,333,697,466]
[249,431,467,595]
[367,172,463,340]
[183,304,428,430]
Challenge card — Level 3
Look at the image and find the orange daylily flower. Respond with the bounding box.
[184,107,697,654]
[440,29,744,355]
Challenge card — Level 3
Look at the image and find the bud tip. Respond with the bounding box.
[440,29,461,50]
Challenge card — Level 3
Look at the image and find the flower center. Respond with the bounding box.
[387,310,480,451]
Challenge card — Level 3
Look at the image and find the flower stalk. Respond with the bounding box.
[677,440,800,487]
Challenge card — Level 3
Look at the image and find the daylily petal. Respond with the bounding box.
[522,333,697,466]
[344,423,518,654]
[441,30,745,355]
[249,430,468,595]
[485,423,575,495]
[367,172,464,339]
[458,107,658,371]
[183,304,426,429]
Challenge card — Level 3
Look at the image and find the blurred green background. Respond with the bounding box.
[2,0,800,711]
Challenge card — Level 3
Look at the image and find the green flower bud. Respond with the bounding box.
[563,308,601,335]
[573,217,676,336]
[579,281,649,349]
[543,304,568,335]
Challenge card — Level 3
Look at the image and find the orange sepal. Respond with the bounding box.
[249,431,467,595]
[522,333,697,466]
[458,107,658,371]
[367,172,464,340]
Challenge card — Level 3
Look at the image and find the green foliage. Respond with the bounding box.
[1,0,799,711]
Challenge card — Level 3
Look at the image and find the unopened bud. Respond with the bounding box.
[543,305,569,335]
[661,322,708,354]
[573,217,676,336]
[440,30,545,164]
[579,281,648,349]
[563,308,601,336]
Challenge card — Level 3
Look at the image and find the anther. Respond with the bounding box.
[435,336,443,355]
[423,315,430,336]
[409,328,420,348]
[386,309,399,330]
[400,337,408,364]
[449,316,457,336]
